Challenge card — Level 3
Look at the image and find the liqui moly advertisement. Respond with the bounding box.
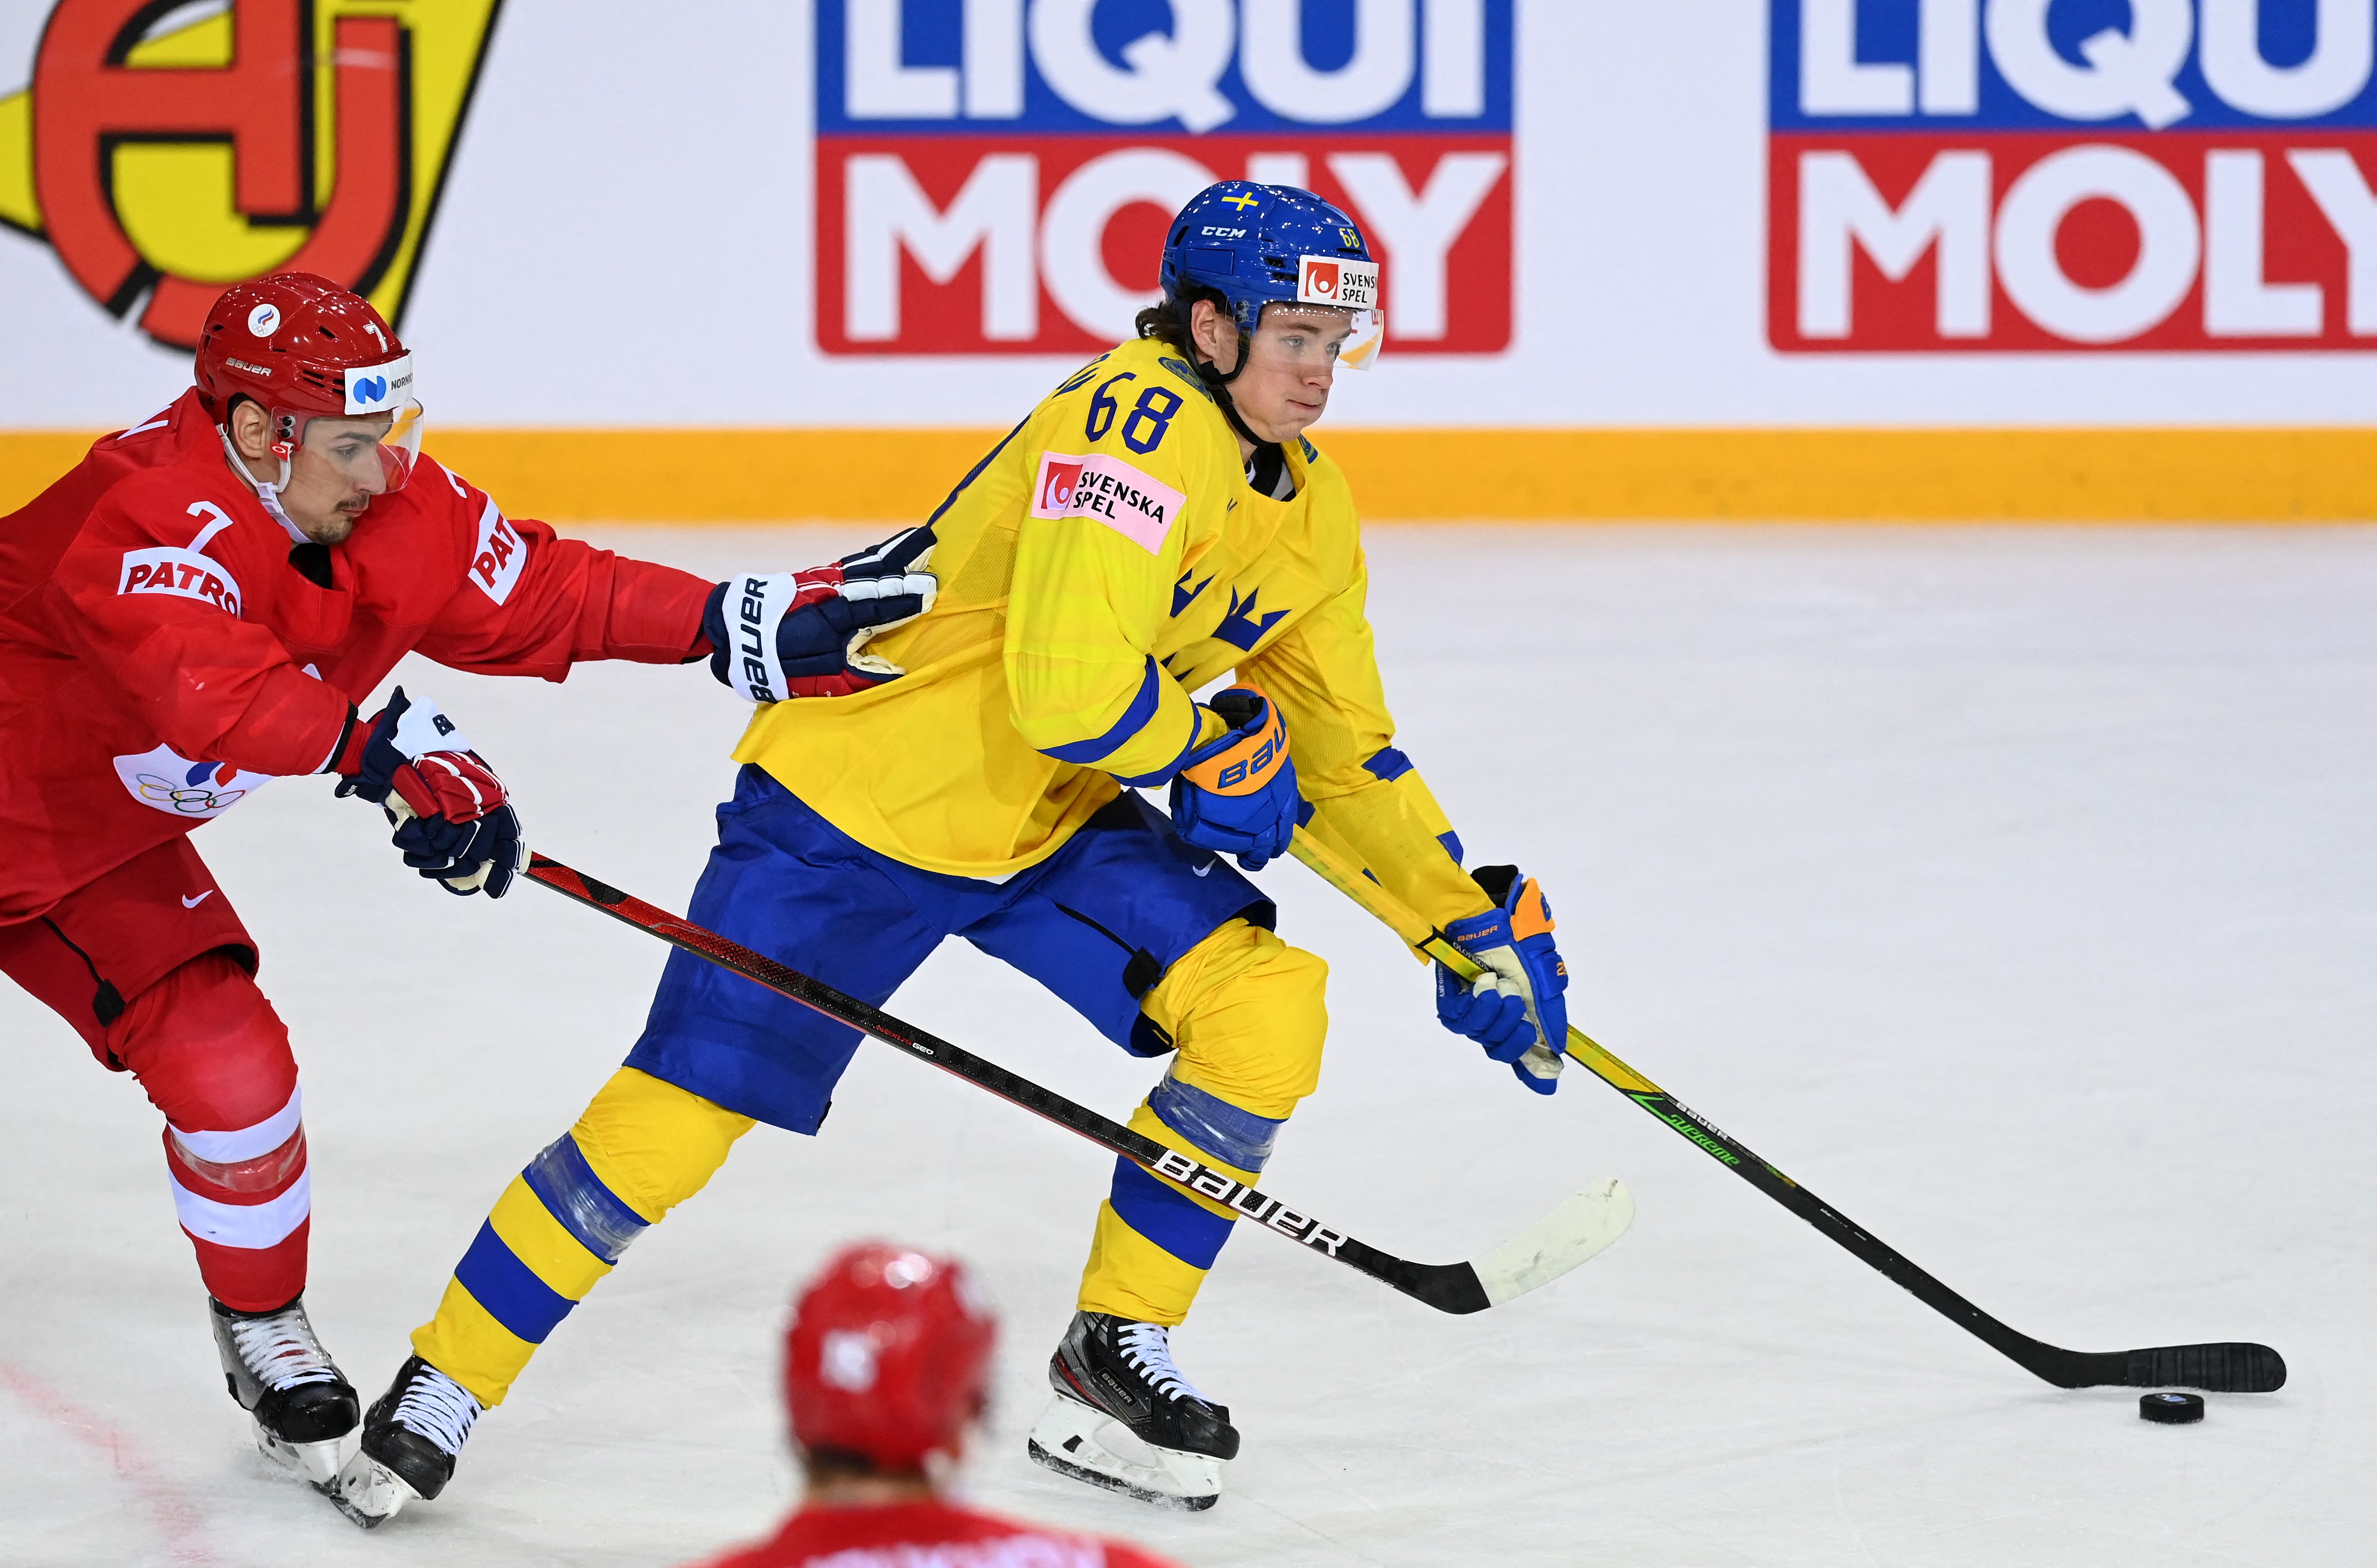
[812,0,1515,356]
[1771,0,2377,351]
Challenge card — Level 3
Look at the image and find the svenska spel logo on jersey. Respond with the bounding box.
[0,0,503,351]
[1038,456,1086,512]
[1770,0,2377,351]
[814,1,1514,356]
[1031,450,1185,554]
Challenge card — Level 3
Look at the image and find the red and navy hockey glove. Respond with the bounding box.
[1169,686,1300,872]
[327,687,524,898]
[703,526,938,702]
[1436,867,1568,1094]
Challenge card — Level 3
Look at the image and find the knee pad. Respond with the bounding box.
[570,1067,756,1222]
[1145,921,1327,1122]
[113,951,298,1140]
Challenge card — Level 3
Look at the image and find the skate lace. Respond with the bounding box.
[1113,1322,1209,1405]
[393,1366,481,1457]
[227,1310,340,1393]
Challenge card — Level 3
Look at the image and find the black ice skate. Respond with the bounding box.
[209,1293,359,1486]
[325,1355,481,1528]
[1027,1311,1239,1510]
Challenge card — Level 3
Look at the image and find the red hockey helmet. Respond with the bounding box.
[195,272,423,490]
[783,1242,996,1471]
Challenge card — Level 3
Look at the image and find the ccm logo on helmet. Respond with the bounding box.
[1298,257,1379,310]
[344,355,415,414]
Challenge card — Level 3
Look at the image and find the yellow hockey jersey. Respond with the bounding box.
[732,334,1491,932]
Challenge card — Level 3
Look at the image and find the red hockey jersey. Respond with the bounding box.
[689,1498,1183,1568]
[0,389,714,924]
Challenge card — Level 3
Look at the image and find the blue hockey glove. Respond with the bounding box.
[1168,686,1299,872]
[1436,866,1569,1094]
[703,525,937,701]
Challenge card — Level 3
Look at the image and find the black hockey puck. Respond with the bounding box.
[2140,1392,2205,1425]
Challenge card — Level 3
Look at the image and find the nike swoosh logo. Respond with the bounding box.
[1193,861,1216,877]
[181,891,215,909]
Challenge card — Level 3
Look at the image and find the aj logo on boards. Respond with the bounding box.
[0,0,504,350]
[1771,0,2377,351]
[815,0,1515,356]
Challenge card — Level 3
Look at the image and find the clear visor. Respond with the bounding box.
[1247,304,1385,373]
[289,400,424,492]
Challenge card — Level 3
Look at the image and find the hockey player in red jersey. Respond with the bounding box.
[0,271,934,1487]
[685,1241,1183,1568]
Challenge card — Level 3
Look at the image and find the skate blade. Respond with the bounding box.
[1026,1395,1221,1512]
[319,1449,421,1530]
[254,1424,346,1487]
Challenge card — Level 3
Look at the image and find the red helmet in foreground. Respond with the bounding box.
[195,272,423,490]
[784,1243,996,1470]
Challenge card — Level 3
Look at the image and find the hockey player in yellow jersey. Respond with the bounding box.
[334,183,1572,1522]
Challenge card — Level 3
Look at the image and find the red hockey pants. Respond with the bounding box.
[0,838,309,1311]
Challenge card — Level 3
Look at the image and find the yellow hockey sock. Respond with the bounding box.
[410,1068,752,1408]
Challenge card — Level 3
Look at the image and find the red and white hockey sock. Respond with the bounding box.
[163,1086,311,1312]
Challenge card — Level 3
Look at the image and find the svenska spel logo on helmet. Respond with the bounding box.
[1298,257,1380,310]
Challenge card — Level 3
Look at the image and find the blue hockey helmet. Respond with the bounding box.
[1158,181,1384,371]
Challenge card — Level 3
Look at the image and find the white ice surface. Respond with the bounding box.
[3,525,2370,1567]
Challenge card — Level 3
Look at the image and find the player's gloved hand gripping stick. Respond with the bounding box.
[1435,865,1569,1095]
[1286,824,2288,1396]
[515,851,1633,1316]
[329,687,524,897]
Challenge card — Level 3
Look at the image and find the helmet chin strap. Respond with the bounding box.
[216,421,312,545]
[1187,330,1271,452]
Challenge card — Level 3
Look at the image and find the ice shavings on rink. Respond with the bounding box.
[2,524,2369,1567]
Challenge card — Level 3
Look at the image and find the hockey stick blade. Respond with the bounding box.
[1472,1177,1634,1308]
[1285,830,2286,1394]
[522,854,1628,1316]
[1568,1052,2284,1392]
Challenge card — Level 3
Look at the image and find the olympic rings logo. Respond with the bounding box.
[133,773,247,814]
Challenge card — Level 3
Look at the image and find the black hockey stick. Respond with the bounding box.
[1288,829,2286,1394]
[521,853,1631,1316]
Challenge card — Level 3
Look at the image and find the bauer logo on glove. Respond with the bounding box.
[703,526,938,703]
[1178,699,1286,795]
[1169,687,1300,872]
